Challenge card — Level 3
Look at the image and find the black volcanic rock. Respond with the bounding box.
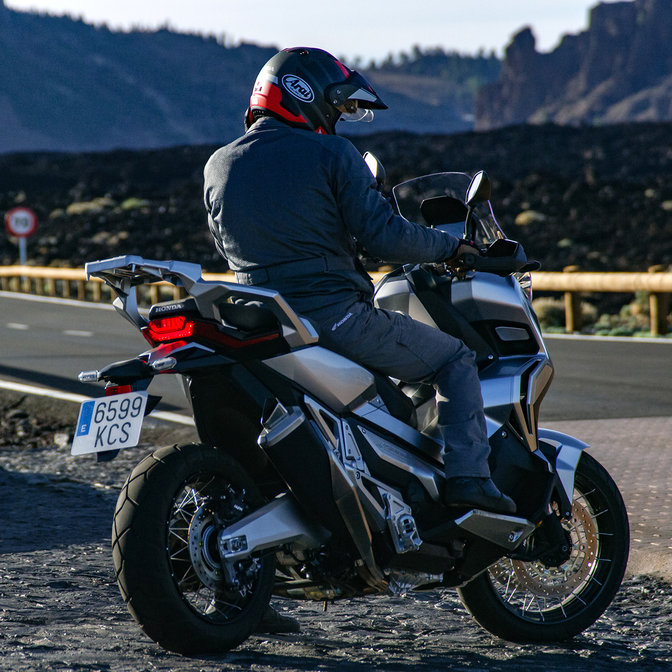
[3,122,672,286]
[476,0,672,130]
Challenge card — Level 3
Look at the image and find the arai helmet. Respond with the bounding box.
[245,47,387,134]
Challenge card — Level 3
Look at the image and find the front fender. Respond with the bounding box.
[538,428,589,515]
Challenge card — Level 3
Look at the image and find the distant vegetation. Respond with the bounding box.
[370,46,501,115]
[374,46,500,83]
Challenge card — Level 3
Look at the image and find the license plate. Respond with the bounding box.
[71,391,148,455]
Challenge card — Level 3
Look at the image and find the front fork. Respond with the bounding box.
[508,428,587,565]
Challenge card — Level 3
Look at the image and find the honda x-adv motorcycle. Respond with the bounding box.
[72,167,629,654]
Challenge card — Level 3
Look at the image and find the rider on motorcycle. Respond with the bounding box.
[203,47,515,516]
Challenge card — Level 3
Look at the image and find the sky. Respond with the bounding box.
[5,0,627,62]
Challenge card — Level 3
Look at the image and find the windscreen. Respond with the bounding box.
[392,172,505,246]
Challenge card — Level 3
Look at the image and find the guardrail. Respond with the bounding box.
[1,264,670,336]
[533,266,671,335]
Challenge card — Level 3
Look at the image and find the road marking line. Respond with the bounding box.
[7,322,29,330]
[544,333,672,344]
[0,379,93,403]
[0,290,113,310]
[63,330,94,337]
[0,379,194,426]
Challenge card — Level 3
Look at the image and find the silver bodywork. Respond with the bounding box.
[455,510,536,550]
[264,347,376,412]
[87,255,587,595]
[375,269,554,454]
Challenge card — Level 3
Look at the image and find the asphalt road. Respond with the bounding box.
[1,291,671,422]
[540,334,672,422]
[0,292,190,413]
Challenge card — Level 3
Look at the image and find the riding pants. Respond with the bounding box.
[307,301,491,479]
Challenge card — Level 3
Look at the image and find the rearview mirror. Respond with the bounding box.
[466,170,491,206]
[363,152,386,191]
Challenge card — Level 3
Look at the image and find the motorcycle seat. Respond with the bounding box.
[218,299,279,334]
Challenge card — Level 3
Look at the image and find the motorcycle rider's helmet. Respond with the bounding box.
[245,47,387,134]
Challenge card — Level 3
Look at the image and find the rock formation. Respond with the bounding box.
[476,0,672,130]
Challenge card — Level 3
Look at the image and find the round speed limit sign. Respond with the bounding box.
[5,207,38,238]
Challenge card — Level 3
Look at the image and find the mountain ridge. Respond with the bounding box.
[4,1,672,152]
[0,5,496,153]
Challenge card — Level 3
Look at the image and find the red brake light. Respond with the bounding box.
[146,316,194,342]
[142,315,280,349]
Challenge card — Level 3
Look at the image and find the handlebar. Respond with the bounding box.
[453,239,540,276]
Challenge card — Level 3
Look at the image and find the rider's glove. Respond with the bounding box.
[447,239,482,268]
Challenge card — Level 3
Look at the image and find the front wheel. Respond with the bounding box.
[457,451,629,642]
[112,443,276,654]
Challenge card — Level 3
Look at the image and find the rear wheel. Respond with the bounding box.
[112,443,275,654]
[457,451,629,642]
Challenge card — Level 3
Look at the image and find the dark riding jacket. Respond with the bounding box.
[204,117,459,315]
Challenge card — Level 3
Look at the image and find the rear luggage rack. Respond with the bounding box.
[86,255,319,349]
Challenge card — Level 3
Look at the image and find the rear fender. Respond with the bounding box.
[187,364,276,484]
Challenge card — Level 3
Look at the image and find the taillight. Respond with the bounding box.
[146,315,194,342]
[142,315,280,349]
[105,384,132,396]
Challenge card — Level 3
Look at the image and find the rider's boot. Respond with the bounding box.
[444,476,516,514]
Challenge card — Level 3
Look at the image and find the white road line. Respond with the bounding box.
[0,290,113,310]
[0,379,194,426]
[0,379,89,404]
[63,330,94,337]
[544,333,672,344]
[7,322,29,330]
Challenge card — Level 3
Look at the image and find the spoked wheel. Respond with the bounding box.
[457,451,629,642]
[112,443,275,654]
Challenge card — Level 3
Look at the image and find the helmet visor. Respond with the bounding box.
[339,106,375,123]
[337,98,375,122]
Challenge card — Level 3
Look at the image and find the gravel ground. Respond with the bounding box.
[1,391,671,672]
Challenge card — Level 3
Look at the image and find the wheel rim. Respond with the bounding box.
[486,481,613,623]
[166,474,263,623]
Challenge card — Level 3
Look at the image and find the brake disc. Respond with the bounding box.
[188,505,227,591]
[491,499,599,600]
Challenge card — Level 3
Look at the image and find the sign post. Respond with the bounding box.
[4,206,38,265]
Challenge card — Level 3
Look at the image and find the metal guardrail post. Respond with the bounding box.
[648,266,670,336]
[562,266,582,333]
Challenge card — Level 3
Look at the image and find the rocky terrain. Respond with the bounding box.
[1,391,672,671]
[477,0,672,130]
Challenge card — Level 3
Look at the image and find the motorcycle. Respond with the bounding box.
[72,167,629,654]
